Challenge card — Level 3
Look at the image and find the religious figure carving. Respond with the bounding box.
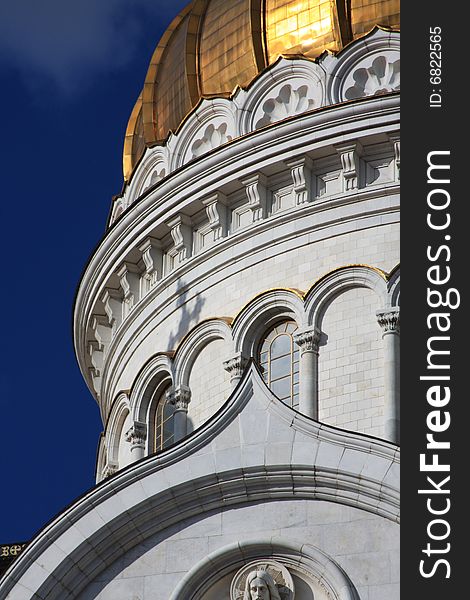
[244,570,282,600]
[231,560,294,600]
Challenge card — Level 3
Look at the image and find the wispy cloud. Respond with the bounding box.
[0,0,188,95]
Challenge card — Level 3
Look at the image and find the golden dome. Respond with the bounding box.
[123,0,399,181]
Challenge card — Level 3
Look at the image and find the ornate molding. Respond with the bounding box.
[117,262,140,318]
[138,237,163,292]
[255,83,316,129]
[241,173,267,223]
[293,327,321,354]
[223,353,249,380]
[377,308,400,334]
[191,122,232,159]
[100,288,122,332]
[286,156,314,205]
[102,461,118,479]
[166,385,191,411]
[389,134,400,180]
[124,421,147,447]
[336,141,363,191]
[166,215,193,264]
[202,192,228,241]
[344,55,400,101]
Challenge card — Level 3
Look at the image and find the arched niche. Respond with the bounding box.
[317,285,384,438]
[169,538,360,600]
[187,337,232,432]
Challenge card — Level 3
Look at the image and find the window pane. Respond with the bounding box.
[271,377,291,400]
[270,354,292,380]
[155,391,174,452]
[271,334,291,357]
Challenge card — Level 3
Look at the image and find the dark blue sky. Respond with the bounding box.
[0,0,188,543]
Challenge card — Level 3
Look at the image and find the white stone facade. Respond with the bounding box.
[0,28,400,600]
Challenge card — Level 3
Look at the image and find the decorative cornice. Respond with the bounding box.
[74,94,400,401]
[286,155,314,205]
[241,173,267,222]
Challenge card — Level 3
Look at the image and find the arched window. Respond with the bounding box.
[259,321,299,409]
[153,389,175,452]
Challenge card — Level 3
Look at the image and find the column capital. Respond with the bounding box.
[103,461,118,479]
[167,385,191,411]
[223,353,248,380]
[377,307,400,334]
[294,327,322,354]
[125,421,147,447]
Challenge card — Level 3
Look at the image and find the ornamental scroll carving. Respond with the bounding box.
[231,560,295,600]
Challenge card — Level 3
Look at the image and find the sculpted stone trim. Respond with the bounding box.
[169,98,237,172]
[231,289,306,357]
[95,433,106,484]
[202,191,229,242]
[328,27,400,104]
[124,421,147,447]
[0,364,398,600]
[123,145,169,209]
[75,95,399,401]
[138,237,164,293]
[129,353,173,424]
[173,318,233,388]
[170,538,360,600]
[100,194,399,405]
[387,264,400,308]
[166,214,193,265]
[377,308,400,334]
[293,327,321,355]
[285,156,314,205]
[166,385,191,412]
[223,352,249,383]
[117,29,398,199]
[304,264,389,329]
[235,57,326,136]
[104,392,130,467]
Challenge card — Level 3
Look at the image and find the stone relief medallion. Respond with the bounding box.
[230,559,295,600]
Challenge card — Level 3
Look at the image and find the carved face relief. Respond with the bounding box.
[231,561,294,600]
[249,576,270,600]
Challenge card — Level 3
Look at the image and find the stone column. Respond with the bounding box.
[377,308,400,444]
[125,421,147,462]
[223,353,249,389]
[167,386,191,442]
[294,328,321,419]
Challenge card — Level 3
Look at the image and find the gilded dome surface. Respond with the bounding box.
[124,0,399,180]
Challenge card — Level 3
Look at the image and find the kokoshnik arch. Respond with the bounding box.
[0,1,400,599]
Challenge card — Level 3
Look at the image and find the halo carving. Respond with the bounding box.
[230,559,295,600]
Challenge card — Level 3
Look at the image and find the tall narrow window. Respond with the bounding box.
[154,391,175,452]
[259,321,299,409]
